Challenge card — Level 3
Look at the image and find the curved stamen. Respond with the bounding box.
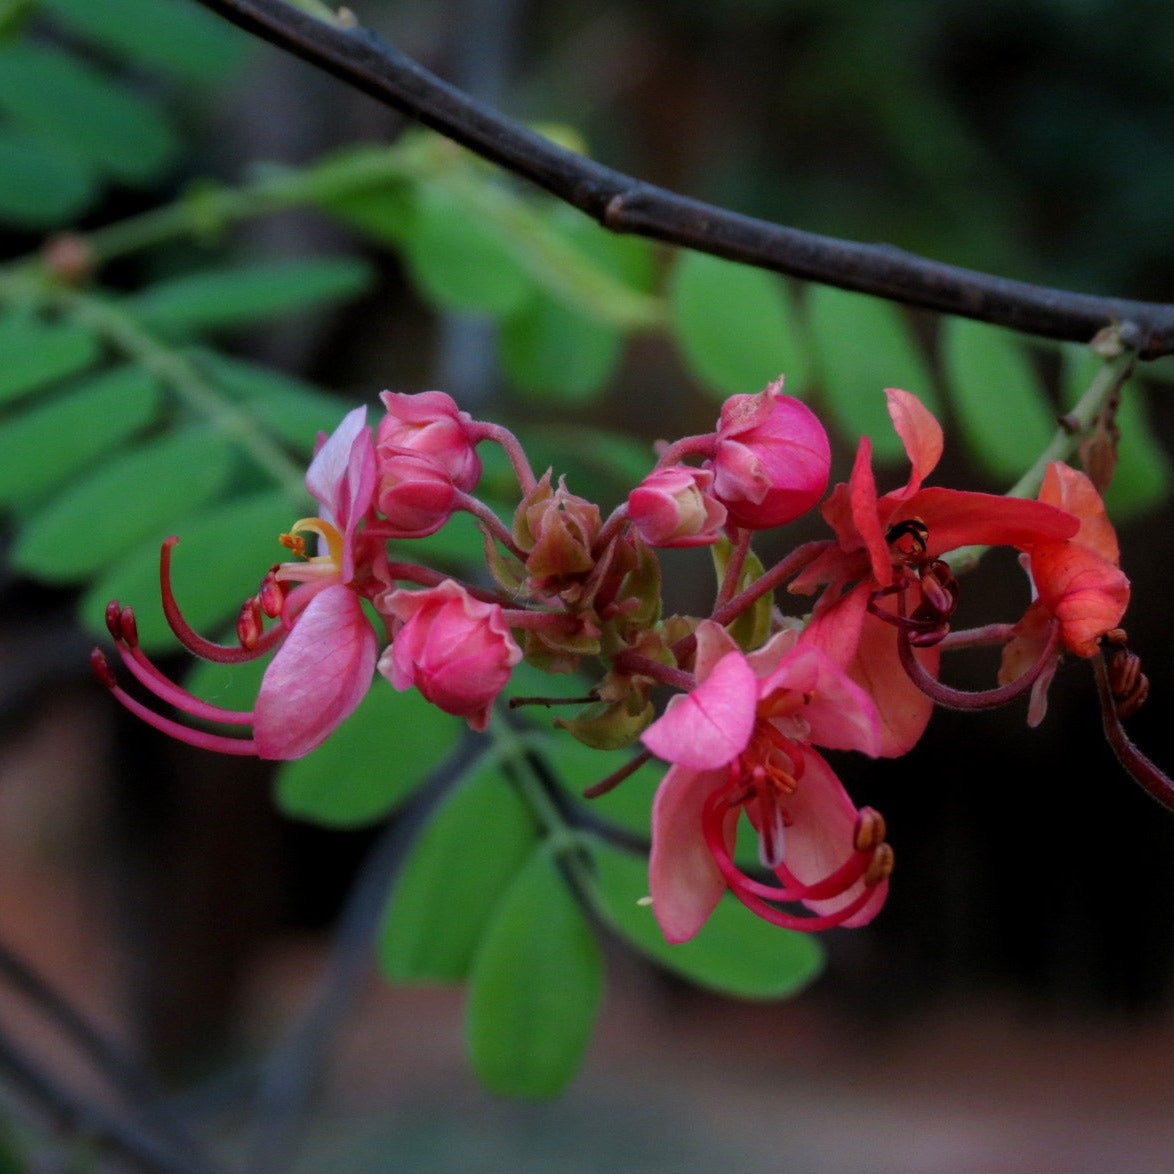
[160,538,285,663]
[1093,651,1174,812]
[92,651,259,756]
[107,638,254,725]
[701,790,877,905]
[897,618,1061,711]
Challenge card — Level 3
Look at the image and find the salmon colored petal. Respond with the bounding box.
[890,487,1078,555]
[848,611,937,757]
[1039,462,1120,563]
[642,650,757,770]
[1031,542,1130,657]
[649,764,731,943]
[885,387,943,495]
[798,583,870,671]
[844,436,893,586]
[254,584,377,759]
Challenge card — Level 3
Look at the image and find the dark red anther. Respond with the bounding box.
[105,600,123,640]
[237,598,264,650]
[258,571,285,618]
[90,648,118,689]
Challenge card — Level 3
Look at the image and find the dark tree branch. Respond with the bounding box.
[191,0,1174,357]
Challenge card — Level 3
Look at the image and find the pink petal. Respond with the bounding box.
[254,584,377,759]
[642,651,757,770]
[649,764,731,943]
[306,406,368,518]
[774,645,882,756]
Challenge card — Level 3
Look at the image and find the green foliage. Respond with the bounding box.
[466,846,604,1098]
[11,427,234,580]
[0,41,177,186]
[0,366,161,510]
[378,760,539,982]
[275,684,461,827]
[940,317,1057,481]
[588,839,824,999]
[0,310,100,405]
[806,284,937,463]
[669,250,808,396]
[125,258,374,337]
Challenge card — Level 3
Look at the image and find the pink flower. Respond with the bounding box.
[709,379,831,529]
[378,579,522,731]
[377,390,482,492]
[628,464,727,548]
[639,621,890,943]
[999,462,1130,725]
[96,407,381,759]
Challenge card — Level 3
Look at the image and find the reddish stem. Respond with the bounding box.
[1093,652,1174,812]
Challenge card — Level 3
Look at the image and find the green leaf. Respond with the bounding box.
[198,351,349,451]
[401,184,535,315]
[379,760,539,982]
[0,42,176,184]
[466,847,603,1097]
[0,366,161,510]
[127,258,374,336]
[44,0,248,83]
[79,489,297,652]
[501,296,624,404]
[669,250,808,397]
[0,127,96,227]
[589,839,824,999]
[11,428,233,580]
[940,317,1057,482]
[806,284,937,462]
[0,311,101,405]
[275,682,460,827]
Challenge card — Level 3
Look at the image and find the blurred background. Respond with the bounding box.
[3,0,1174,1170]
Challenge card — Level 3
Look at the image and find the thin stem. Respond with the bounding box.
[896,621,1060,711]
[1093,652,1174,812]
[710,539,833,628]
[714,528,751,612]
[191,0,1174,355]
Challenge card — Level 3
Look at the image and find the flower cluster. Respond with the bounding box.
[95,377,1135,944]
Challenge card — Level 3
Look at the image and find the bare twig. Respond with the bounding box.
[191,0,1174,357]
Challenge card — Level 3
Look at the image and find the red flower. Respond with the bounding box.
[793,389,1079,755]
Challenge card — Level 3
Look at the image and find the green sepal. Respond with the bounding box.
[554,692,653,751]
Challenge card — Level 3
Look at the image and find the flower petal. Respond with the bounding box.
[886,387,942,496]
[642,650,757,770]
[254,584,377,759]
[649,764,730,943]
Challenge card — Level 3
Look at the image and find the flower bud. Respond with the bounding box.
[375,448,458,538]
[710,380,830,529]
[379,580,522,730]
[377,390,481,492]
[628,465,727,547]
[512,472,601,598]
